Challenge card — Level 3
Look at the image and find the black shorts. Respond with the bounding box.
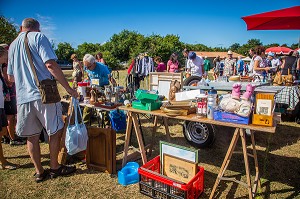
[0,108,8,131]
[4,96,17,115]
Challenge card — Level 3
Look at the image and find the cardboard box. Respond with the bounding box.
[214,110,250,125]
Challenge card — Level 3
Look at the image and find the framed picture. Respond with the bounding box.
[256,99,272,115]
[160,141,199,173]
[163,154,198,184]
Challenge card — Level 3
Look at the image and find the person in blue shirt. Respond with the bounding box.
[7,18,78,182]
[236,56,244,75]
[84,54,110,87]
[82,54,115,126]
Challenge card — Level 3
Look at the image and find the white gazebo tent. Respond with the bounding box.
[242,56,252,62]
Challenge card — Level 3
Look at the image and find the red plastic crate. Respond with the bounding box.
[138,156,204,199]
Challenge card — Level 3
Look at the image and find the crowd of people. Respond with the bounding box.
[1,17,300,184]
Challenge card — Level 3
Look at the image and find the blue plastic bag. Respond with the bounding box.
[109,110,126,132]
[65,98,88,155]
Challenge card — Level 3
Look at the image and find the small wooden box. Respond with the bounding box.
[252,93,275,127]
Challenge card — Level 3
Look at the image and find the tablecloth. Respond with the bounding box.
[275,86,300,109]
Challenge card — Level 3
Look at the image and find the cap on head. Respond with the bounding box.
[188,52,196,59]
[227,50,233,55]
[268,52,275,57]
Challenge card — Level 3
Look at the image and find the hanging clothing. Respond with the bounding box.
[134,55,154,76]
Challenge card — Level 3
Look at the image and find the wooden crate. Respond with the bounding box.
[149,72,183,100]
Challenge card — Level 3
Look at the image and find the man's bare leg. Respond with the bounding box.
[27,134,43,174]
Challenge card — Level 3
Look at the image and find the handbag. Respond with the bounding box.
[24,31,61,104]
[65,97,88,155]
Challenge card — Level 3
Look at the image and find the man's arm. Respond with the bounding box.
[45,59,78,98]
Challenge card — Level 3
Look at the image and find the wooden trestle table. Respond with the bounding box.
[118,106,277,199]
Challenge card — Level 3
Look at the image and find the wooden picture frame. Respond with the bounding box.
[160,141,199,174]
[163,154,198,184]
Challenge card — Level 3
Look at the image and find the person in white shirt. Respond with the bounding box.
[186,52,204,77]
[266,52,281,73]
[248,48,256,74]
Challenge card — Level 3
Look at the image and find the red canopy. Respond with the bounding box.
[265,46,293,55]
[242,6,300,30]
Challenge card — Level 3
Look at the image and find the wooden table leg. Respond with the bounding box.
[163,117,171,142]
[240,128,253,199]
[250,130,261,196]
[131,113,147,165]
[149,116,158,156]
[209,128,240,199]
[122,112,133,167]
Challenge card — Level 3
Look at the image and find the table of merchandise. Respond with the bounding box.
[119,106,277,199]
[61,98,120,127]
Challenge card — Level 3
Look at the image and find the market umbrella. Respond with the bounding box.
[265,46,293,55]
[242,6,300,30]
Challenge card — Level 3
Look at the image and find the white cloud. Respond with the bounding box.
[35,14,57,43]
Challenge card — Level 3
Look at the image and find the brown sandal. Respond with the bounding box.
[50,165,76,179]
[0,162,19,170]
[34,169,49,183]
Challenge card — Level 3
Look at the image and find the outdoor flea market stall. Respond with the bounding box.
[59,62,300,198]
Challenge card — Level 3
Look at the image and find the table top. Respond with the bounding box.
[119,106,277,133]
[61,98,120,111]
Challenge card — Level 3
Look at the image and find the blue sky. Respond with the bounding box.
[1,0,299,48]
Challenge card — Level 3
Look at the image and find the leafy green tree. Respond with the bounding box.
[55,42,75,61]
[290,43,299,49]
[0,16,18,44]
[75,42,101,59]
[264,43,280,49]
[101,50,121,70]
[247,39,262,47]
[107,30,144,62]
[229,43,240,52]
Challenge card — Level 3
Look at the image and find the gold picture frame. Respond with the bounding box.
[163,154,198,184]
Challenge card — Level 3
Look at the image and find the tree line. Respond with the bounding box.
[1,16,298,70]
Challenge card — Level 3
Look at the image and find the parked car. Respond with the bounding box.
[57,60,72,70]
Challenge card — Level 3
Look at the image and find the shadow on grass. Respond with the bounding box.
[259,180,300,199]
[255,124,300,151]
[6,153,49,160]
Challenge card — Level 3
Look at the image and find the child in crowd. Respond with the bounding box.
[154,56,166,72]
